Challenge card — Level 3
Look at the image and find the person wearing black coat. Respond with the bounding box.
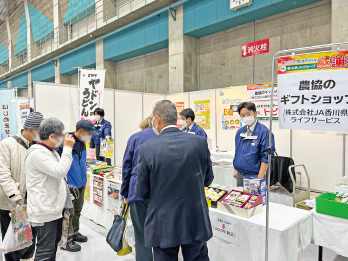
[135,100,214,261]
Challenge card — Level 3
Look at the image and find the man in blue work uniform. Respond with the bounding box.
[233,102,275,187]
[179,108,207,138]
[57,120,98,252]
[90,108,112,165]
[121,119,157,261]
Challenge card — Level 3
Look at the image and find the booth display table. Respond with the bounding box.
[81,173,122,230]
[207,203,312,261]
[311,208,348,259]
[211,151,234,161]
[212,166,236,187]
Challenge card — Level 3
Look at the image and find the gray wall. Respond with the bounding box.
[116,49,169,94]
[113,0,331,93]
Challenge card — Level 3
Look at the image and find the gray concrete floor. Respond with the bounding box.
[54,216,348,261]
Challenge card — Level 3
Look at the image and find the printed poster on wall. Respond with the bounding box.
[174,102,185,129]
[194,100,210,129]
[221,98,242,130]
[84,174,91,201]
[254,101,279,120]
[278,51,348,131]
[105,140,114,159]
[107,181,122,215]
[19,102,30,128]
[247,82,278,101]
[79,69,106,123]
[0,90,17,140]
[93,175,103,207]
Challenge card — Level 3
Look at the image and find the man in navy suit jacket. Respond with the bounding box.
[135,100,214,261]
[180,108,207,138]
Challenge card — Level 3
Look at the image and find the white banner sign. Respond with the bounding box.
[278,70,348,131]
[19,103,30,129]
[247,83,277,101]
[210,210,240,245]
[79,69,106,122]
[230,0,251,10]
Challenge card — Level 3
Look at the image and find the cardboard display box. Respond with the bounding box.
[296,200,313,211]
[316,192,348,220]
[217,190,263,218]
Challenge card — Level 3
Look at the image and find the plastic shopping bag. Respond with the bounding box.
[58,211,70,248]
[124,216,135,247]
[0,206,33,254]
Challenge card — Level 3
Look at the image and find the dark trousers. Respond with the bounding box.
[129,200,153,261]
[153,240,209,261]
[68,185,85,242]
[95,146,111,166]
[32,218,63,261]
[0,209,36,261]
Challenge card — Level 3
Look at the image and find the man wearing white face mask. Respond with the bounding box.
[0,111,43,261]
[233,102,275,187]
[56,120,98,252]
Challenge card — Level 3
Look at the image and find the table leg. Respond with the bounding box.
[318,245,323,261]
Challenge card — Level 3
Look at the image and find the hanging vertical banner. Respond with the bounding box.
[93,175,103,207]
[107,181,122,215]
[85,174,91,201]
[194,100,210,129]
[278,51,348,131]
[0,90,17,139]
[79,69,106,123]
[174,102,185,129]
[19,102,30,128]
[255,101,279,120]
[221,98,242,130]
[247,83,278,101]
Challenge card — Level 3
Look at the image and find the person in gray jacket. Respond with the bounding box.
[0,112,43,261]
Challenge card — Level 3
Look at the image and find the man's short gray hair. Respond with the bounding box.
[39,118,65,140]
[152,100,177,125]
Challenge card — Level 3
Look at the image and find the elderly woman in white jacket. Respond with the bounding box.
[25,118,75,261]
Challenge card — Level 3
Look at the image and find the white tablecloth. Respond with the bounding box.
[211,151,234,161]
[81,174,122,230]
[212,166,236,187]
[208,203,312,261]
[311,208,348,257]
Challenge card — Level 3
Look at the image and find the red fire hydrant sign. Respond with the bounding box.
[242,39,269,57]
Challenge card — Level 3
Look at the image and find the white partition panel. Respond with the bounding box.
[216,86,291,157]
[189,90,216,149]
[34,82,78,132]
[167,93,190,108]
[142,93,164,119]
[115,91,143,165]
[216,86,246,152]
[293,130,343,192]
[103,89,115,166]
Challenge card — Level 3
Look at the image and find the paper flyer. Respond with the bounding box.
[19,103,30,128]
[105,140,114,159]
[84,174,90,201]
[194,100,210,129]
[100,139,107,157]
[174,102,185,129]
[107,180,122,215]
[93,175,103,207]
[221,98,242,130]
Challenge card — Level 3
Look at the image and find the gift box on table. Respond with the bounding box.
[217,190,263,218]
[205,185,228,208]
[243,177,267,206]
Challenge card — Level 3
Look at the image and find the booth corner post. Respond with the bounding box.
[265,42,348,261]
[265,49,279,261]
